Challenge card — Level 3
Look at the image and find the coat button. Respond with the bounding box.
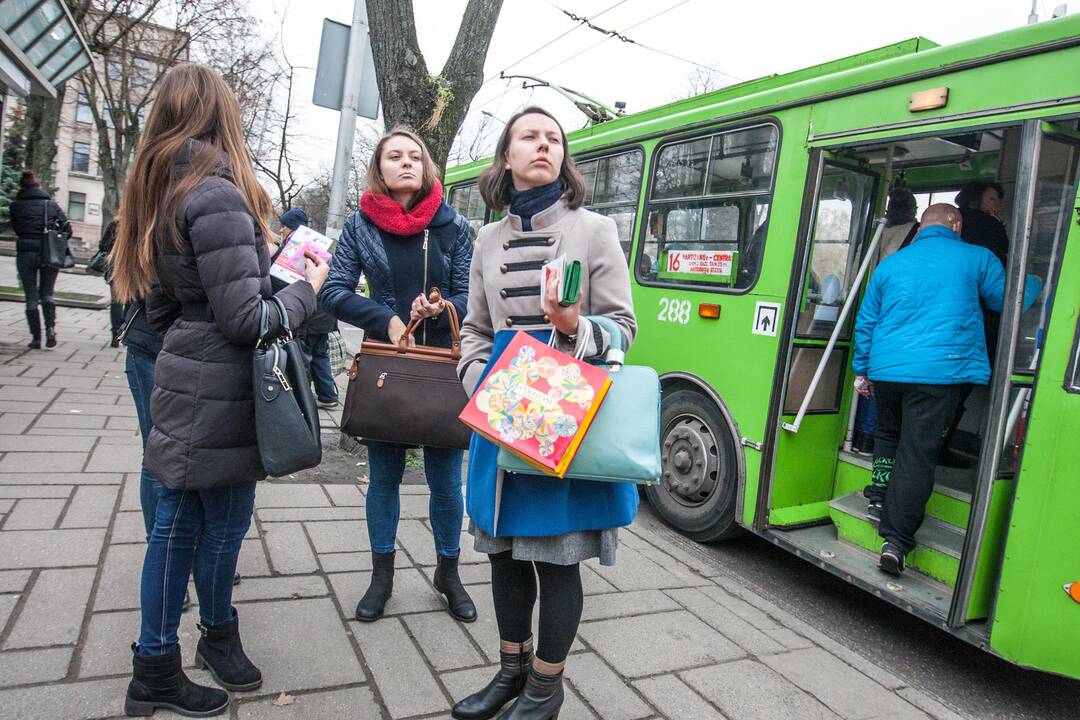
[546,238,555,246]
[500,264,508,274]
[500,289,508,298]
[505,318,514,327]
[543,314,550,322]
[503,242,510,250]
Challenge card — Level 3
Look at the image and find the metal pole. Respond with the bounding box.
[784,218,887,434]
[325,0,369,242]
[1028,0,1039,24]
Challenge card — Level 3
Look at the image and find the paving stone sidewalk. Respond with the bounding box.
[0,301,969,720]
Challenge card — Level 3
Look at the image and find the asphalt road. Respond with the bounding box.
[634,502,1080,720]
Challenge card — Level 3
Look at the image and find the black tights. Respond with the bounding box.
[489,551,583,664]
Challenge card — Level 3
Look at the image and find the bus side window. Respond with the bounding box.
[638,124,778,291]
[448,183,488,236]
[578,149,644,263]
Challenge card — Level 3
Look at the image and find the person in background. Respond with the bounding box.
[452,107,637,720]
[851,186,920,455]
[10,169,71,349]
[320,127,476,625]
[110,63,327,717]
[99,219,126,347]
[276,208,340,409]
[853,204,1041,576]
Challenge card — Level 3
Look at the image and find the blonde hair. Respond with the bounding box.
[364,127,441,209]
[112,63,274,303]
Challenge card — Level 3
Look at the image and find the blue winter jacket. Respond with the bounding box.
[853,224,1042,385]
[319,202,472,346]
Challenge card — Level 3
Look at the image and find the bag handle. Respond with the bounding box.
[398,287,462,359]
[257,296,292,347]
[587,315,626,368]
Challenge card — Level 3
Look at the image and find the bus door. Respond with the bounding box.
[953,117,1080,634]
[762,155,880,529]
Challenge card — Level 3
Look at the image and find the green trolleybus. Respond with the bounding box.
[445,16,1080,680]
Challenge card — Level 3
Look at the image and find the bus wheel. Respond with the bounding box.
[645,389,740,542]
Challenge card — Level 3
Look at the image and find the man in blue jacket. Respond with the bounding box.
[853,204,1041,576]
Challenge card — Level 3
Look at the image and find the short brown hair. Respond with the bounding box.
[364,127,441,209]
[478,106,585,212]
[19,170,39,188]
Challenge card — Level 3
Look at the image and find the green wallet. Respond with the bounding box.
[560,260,581,306]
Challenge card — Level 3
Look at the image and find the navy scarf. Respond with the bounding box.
[509,179,563,231]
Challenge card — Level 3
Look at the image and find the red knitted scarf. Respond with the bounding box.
[360,180,444,236]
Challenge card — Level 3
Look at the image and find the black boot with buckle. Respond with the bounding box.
[355,550,395,621]
[125,644,228,717]
[452,640,533,719]
[496,665,564,720]
[194,608,262,692]
[434,554,477,622]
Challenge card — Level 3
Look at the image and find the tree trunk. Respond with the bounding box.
[366,0,503,173]
[24,86,66,190]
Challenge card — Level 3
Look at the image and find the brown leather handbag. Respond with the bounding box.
[340,289,472,449]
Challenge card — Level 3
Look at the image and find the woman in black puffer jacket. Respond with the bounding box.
[110,63,328,718]
[9,170,71,348]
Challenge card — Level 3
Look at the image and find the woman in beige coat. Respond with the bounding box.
[453,107,637,720]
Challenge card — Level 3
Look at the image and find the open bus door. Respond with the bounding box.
[762,117,1080,643]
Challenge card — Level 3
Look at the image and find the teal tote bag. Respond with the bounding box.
[497,316,661,485]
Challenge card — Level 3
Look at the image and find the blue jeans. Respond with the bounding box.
[302,334,338,403]
[138,480,257,655]
[125,346,162,539]
[366,441,464,556]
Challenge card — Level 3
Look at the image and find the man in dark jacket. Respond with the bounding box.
[276,208,340,408]
[853,204,1042,577]
[9,170,71,348]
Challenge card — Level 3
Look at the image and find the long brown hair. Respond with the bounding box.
[364,127,441,210]
[111,63,273,303]
[477,106,585,212]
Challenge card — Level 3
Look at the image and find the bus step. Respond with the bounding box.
[828,492,964,587]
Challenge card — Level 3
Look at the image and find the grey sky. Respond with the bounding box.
[258,0,1064,178]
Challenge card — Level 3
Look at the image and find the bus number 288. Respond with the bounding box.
[658,297,692,325]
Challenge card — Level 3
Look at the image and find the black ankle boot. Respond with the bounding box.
[497,666,564,720]
[27,337,41,350]
[125,644,228,717]
[45,329,57,348]
[355,551,395,622]
[452,643,532,720]
[194,609,262,692]
[434,554,477,622]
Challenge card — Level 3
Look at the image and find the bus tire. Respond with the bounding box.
[645,388,741,542]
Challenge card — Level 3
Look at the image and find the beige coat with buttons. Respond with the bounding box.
[458,198,637,392]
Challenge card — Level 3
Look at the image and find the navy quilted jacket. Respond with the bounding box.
[320,202,472,347]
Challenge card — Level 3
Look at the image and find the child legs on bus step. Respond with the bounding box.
[358,441,476,622]
[127,480,260,716]
[452,552,581,720]
[872,380,966,575]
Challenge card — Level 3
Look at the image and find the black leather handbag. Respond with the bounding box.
[253,296,322,476]
[39,200,73,269]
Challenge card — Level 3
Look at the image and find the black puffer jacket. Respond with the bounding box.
[9,186,71,253]
[144,146,316,490]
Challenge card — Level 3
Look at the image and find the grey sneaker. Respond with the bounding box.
[879,542,905,576]
[317,398,339,409]
[866,502,883,523]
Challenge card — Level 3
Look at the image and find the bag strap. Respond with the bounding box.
[398,287,462,359]
[587,315,626,368]
[42,200,49,233]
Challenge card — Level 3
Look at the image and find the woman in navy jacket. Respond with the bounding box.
[319,127,476,624]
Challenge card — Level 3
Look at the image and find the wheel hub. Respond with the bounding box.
[662,416,720,504]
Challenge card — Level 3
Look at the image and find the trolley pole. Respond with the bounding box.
[325,0,369,241]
